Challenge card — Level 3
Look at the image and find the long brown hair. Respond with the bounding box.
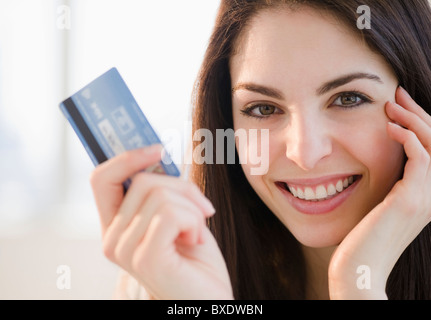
[190,0,431,299]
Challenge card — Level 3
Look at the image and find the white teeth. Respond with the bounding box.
[315,185,328,200]
[336,180,344,192]
[286,176,356,201]
[327,184,336,196]
[297,188,305,199]
[304,188,315,200]
[289,186,298,198]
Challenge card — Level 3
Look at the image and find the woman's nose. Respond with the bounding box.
[284,113,333,171]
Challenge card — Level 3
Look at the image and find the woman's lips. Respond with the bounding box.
[275,175,362,215]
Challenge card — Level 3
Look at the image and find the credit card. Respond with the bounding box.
[59,67,181,191]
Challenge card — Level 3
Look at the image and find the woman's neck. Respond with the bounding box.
[301,245,337,300]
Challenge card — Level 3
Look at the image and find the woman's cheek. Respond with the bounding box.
[235,127,273,177]
[339,119,404,197]
[235,128,279,206]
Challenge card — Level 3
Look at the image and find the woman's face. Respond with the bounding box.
[230,7,405,248]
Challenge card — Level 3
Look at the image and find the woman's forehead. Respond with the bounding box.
[230,7,396,90]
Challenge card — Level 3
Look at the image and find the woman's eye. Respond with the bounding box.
[332,92,372,108]
[241,104,280,118]
[257,105,276,115]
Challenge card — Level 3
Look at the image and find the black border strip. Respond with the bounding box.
[62,97,108,165]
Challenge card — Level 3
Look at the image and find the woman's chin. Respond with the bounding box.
[292,229,347,249]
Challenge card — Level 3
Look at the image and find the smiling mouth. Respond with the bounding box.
[276,175,361,202]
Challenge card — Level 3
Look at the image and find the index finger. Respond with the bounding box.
[90,144,163,232]
[396,87,431,127]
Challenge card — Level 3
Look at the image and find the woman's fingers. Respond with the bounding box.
[396,87,431,128]
[386,100,431,153]
[102,173,215,260]
[90,145,232,299]
[106,188,210,271]
[132,202,207,276]
[91,144,217,278]
[90,144,163,232]
[387,122,430,187]
[386,86,431,186]
[118,172,215,224]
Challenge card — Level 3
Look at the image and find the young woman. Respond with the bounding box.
[90,0,431,300]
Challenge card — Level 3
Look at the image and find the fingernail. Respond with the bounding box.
[388,121,401,128]
[203,198,216,216]
[399,86,411,99]
[390,101,402,109]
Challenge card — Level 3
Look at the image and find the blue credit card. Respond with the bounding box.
[59,67,181,190]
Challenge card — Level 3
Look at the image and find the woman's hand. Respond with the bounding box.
[329,87,431,299]
[90,144,233,300]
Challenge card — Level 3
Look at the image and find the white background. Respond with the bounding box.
[0,0,219,299]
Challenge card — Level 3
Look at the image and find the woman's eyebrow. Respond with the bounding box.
[317,72,383,95]
[231,83,284,100]
[232,72,383,100]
